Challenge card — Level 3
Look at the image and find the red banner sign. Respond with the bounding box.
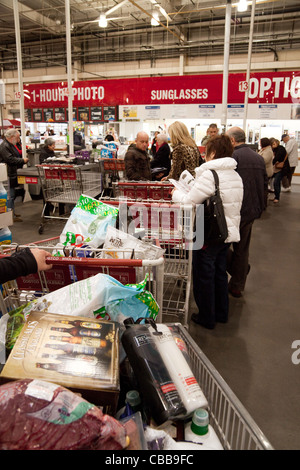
[23,71,300,108]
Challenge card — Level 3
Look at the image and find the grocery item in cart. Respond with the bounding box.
[30,273,159,322]
[103,226,165,260]
[0,313,120,410]
[183,408,223,450]
[60,194,119,248]
[148,323,208,415]
[121,320,187,425]
[0,379,128,450]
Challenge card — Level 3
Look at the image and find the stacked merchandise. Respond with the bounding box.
[0,316,223,450]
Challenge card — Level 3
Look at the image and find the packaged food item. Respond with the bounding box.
[103,226,165,260]
[0,378,127,450]
[60,194,119,248]
[0,183,8,214]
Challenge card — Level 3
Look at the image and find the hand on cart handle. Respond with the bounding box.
[30,248,53,272]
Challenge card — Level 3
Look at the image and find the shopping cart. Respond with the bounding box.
[112,181,173,200]
[37,164,102,234]
[98,198,195,326]
[173,323,274,450]
[100,159,126,197]
[0,237,164,322]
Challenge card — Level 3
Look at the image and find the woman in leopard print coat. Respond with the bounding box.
[162,121,202,181]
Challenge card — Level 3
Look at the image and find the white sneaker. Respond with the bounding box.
[281,187,291,192]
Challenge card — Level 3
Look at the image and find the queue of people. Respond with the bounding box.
[123,122,298,330]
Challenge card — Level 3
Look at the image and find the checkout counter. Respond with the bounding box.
[17,148,100,197]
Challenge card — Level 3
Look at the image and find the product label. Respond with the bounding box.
[27,389,93,424]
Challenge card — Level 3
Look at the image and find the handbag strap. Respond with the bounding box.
[210,169,220,195]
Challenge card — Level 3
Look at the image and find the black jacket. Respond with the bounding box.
[150,142,171,173]
[0,248,37,284]
[0,139,26,187]
[39,145,55,164]
[232,144,268,225]
[125,144,151,181]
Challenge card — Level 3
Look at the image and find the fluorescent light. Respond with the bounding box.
[151,11,159,26]
[237,0,248,12]
[99,14,107,28]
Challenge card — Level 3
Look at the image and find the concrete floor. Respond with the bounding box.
[9,184,300,450]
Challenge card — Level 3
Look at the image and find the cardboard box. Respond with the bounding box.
[0,312,120,414]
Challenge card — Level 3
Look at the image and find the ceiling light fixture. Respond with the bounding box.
[151,11,160,26]
[237,0,248,12]
[99,14,107,28]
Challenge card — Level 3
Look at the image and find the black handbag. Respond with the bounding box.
[204,170,228,245]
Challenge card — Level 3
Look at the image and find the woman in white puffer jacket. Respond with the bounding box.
[172,134,243,329]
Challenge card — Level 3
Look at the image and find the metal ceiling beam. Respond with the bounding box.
[0,0,64,35]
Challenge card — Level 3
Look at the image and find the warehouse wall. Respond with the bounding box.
[2,48,300,119]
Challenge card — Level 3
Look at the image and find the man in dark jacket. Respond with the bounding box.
[226,126,268,297]
[0,129,28,221]
[125,131,151,180]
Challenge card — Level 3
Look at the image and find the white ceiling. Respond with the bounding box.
[0,0,299,71]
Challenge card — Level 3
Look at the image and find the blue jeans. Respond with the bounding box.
[192,243,230,328]
[273,171,282,200]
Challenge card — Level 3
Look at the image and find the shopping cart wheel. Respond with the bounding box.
[38,224,44,234]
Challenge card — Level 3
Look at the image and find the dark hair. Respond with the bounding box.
[105,134,114,141]
[260,137,270,148]
[206,134,233,159]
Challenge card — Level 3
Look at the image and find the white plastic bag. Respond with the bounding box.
[103,226,165,260]
[30,273,159,323]
[60,194,119,248]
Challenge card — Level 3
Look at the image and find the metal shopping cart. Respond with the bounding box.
[99,197,195,326]
[100,159,126,197]
[172,323,274,450]
[37,164,102,234]
[112,180,173,200]
[0,237,164,321]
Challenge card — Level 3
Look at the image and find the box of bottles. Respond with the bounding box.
[0,312,120,414]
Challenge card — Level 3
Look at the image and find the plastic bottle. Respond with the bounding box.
[184,408,223,450]
[116,390,143,420]
[0,183,7,214]
[0,227,12,245]
[148,323,208,416]
[121,320,186,425]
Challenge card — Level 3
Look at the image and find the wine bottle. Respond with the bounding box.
[50,326,102,338]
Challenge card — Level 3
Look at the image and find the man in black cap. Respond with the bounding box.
[281,134,298,190]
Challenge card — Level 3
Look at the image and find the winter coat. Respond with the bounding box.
[124,144,151,180]
[285,138,299,167]
[39,145,55,164]
[167,143,200,180]
[172,157,243,243]
[150,142,171,173]
[0,138,26,188]
[231,144,268,225]
[259,146,274,178]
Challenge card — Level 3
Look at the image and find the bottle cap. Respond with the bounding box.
[191,408,209,435]
[126,390,141,407]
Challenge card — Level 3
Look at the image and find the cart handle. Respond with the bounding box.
[45,256,164,267]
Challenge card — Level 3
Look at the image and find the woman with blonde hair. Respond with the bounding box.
[162,121,201,181]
